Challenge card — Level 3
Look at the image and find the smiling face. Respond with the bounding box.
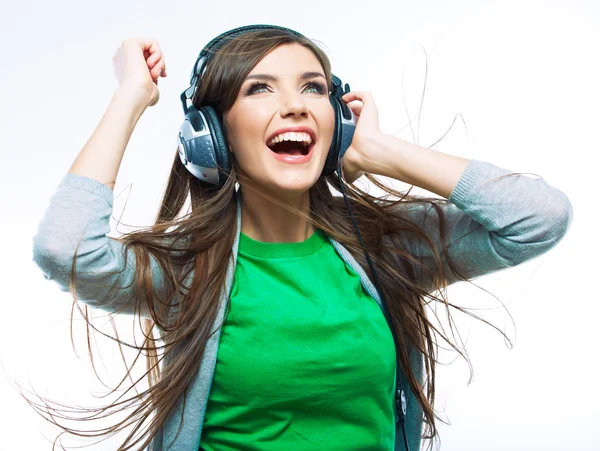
[223,43,335,200]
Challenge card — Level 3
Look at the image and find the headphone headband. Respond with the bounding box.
[192,25,303,84]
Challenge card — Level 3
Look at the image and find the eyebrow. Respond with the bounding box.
[245,71,326,82]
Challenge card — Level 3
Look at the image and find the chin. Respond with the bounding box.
[271,177,316,197]
[257,169,321,201]
[238,151,327,200]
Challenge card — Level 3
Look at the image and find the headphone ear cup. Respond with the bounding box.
[321,94,341,176]
[200,105,232,185]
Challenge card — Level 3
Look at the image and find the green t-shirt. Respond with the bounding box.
[199,228,397,450]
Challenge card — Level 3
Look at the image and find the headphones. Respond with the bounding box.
[176,24,412,451]
[176,24,357,187]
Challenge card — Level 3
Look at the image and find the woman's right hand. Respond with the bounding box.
[112,38,167,108]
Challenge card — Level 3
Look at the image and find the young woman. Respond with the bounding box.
[31,25,573,451]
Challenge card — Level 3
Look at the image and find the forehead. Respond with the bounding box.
[248,43,323,76]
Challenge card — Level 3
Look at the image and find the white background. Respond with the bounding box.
[0,0,595,449]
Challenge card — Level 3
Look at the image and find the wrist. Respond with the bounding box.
[363,132,401,177]
[115,83,152,110]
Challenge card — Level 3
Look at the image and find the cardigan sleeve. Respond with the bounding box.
[31,173,172,318]
[392,159,573,293]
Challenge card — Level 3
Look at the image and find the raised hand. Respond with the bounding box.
[112,37,167,108]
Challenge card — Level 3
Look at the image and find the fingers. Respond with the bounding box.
[342,91,369,120]
[342,91,371,117]
[137,38,167,79]
[342,90,378,124]
[146,49,162,69]
[151,59,167,80]
[341,91,372,103]
[347,102,363,118]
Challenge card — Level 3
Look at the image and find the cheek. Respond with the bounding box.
[321,101,335,126]
[224,113,259,153]
[320,108,336,145]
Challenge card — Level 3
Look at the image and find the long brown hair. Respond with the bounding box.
[20,28,513,450]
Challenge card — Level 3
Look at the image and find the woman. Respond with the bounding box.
[31,25,573,451]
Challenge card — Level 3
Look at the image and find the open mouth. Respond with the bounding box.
[266,139,315,157]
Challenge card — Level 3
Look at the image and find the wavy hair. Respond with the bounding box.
[19,28,512,450]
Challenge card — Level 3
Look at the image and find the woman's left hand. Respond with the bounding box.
[340,90,383,184]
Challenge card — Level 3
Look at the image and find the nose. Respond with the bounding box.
[278,90,308,118]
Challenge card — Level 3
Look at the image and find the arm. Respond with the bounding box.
[365,132,471,200]
[68,87,148,190]
[361,132,573,291]
[32,172,172,317]
[33,87,169,317]
[392,158,573,291]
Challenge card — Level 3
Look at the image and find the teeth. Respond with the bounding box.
[268,132,313,147]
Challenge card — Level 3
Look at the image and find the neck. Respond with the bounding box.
[240,186,314,243]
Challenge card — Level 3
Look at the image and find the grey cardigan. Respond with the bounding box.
[32,159,573,450]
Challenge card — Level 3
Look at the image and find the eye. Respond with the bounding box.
[245,82,269,95]
[245,81,328,96]
[304,81,327,94]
